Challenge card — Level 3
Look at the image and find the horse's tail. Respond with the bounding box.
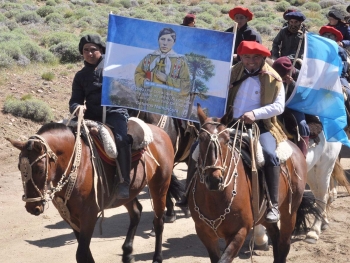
[293,191,323,235]
[331,159,350,194]
[167,173,185,201]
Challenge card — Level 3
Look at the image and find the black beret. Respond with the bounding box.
[347,5,350,13]
[78,34,106,55]
[284,11,306,22]
[327,10,343,21]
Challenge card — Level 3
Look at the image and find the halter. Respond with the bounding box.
[19,135,58,203]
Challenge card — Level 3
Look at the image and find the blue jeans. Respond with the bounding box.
[106,111,129,149]
[287,109,310,137]
[258,122,279,167]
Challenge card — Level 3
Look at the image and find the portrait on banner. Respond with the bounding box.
[102,14,235,121]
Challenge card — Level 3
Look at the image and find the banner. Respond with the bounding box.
[102,14,235,121]
[286,32,350,147]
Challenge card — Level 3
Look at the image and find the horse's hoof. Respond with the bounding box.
[164,214,176,223]
[149,229,156,237]
[304,237,318,244]
[254,242,269,251]
[321,222,329,231]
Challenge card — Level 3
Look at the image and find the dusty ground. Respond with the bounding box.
[1,65,350,262]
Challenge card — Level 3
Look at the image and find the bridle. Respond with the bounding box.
[19,135,58,203]
[197,121,240,190]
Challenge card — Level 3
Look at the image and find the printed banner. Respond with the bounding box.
[102,14,235,121]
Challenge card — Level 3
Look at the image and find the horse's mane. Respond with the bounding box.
[37,122,69,135]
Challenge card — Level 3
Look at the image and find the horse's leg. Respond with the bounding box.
[73,229,94,262]
[195,225,221,263]
[329,173,338,203]
[122,198,143,263]
[219,227,249,263]
[164,182,176,223]
[253,225,269,250]
[264,223,281,263]
[305,143,341,243]
[75,210,98,263]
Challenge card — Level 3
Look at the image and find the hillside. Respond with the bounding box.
[0,0,349,173]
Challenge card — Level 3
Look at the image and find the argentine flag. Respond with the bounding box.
[286,32,350,147]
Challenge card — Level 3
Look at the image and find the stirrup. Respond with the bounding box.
[265,205,280,223]
[115,182,130,199]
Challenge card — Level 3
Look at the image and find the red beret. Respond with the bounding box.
[272,57,293,78]
[229,7,253,21]
[237,41,271,57]
[319,26,343,42]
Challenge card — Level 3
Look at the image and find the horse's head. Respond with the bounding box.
[196,104,234,191]
[7,136,56,216]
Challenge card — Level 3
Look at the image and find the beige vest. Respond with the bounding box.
[227,61,287,144]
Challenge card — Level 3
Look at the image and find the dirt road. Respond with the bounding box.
[1,157,350,263]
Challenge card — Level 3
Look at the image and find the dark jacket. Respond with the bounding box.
[328,22,350,48]
[69,56,105,121]
[225,23,262,53]
[271,27,305,59]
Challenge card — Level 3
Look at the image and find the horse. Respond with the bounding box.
[254,131,349,248]
[188,105,314,263]
[129,110,198,221]
[7,118,177,263]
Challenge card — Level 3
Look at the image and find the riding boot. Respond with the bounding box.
[175,156,197,208]
[115,144,131,199]
[297,136,309,158]
[265,166,280,223]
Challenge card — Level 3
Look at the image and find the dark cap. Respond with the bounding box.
[272,56,293,78]
[78,34,106,55]
[327,10,343,21]
[284,11,306,22]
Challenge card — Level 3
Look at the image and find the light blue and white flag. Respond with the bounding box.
[286,32,350,147]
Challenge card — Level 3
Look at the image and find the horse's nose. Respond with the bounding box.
[205,172,223,191]
[34,207,42,216]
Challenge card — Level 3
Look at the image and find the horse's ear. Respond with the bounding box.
[221,106,233,126]
[197,103,207,125]
[6,138,27,151]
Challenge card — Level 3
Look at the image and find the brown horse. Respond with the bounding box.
[7,119,176,263]
[188,105,313,263]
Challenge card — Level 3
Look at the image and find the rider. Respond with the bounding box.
[326,9,350,49]
[225,6,262,65]
[181,13,196,27]
[272,56,310,157]
[69,34,131,199]
[227,41,287,223]
[271,11,306,60]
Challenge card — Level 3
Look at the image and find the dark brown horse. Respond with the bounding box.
[129,110,198,220]
[7,119,176,263]
[188,105,313,263]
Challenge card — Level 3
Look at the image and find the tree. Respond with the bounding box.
[185,52,215,118]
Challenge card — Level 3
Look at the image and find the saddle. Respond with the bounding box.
[279,108,323,144]
[66,118,153,165]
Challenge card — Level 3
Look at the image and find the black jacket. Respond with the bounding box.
[225,23,262,53]
[69,56,105,121]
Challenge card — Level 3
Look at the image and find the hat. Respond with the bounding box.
[347,5,350,13]
[229,7,253,21]
[319,26,343,42]
[182,14,195,25]
[272,57,293,78]
[79,34,106,55]
[284,11,306,22]
[327,10,343,21]
[283,8,297,20]
[237,41,271,57]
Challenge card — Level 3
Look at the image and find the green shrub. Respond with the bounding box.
[275,1,290,12]
[0,52,15,68]
[36,6,55,17]
[41,32,78,48]
[49,41,81,63]
[45,13,64,24]
[319,0,339,8]
[46,0,57,6]
[15,11,41,24]
[302,2,321,11]
[254,23,273,36]
[3,96,54,122]
[41,72,55,81]
[120,0,132,8]
[198,13,214,24]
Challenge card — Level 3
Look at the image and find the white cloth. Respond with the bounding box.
[232,75,285,119]
[149,49,182,75]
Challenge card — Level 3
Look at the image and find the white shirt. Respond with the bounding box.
[232,75,285,119]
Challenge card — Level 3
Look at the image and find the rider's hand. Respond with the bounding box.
[282,75,294,85]
[241,111,255,124]
[155,71,167,82]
